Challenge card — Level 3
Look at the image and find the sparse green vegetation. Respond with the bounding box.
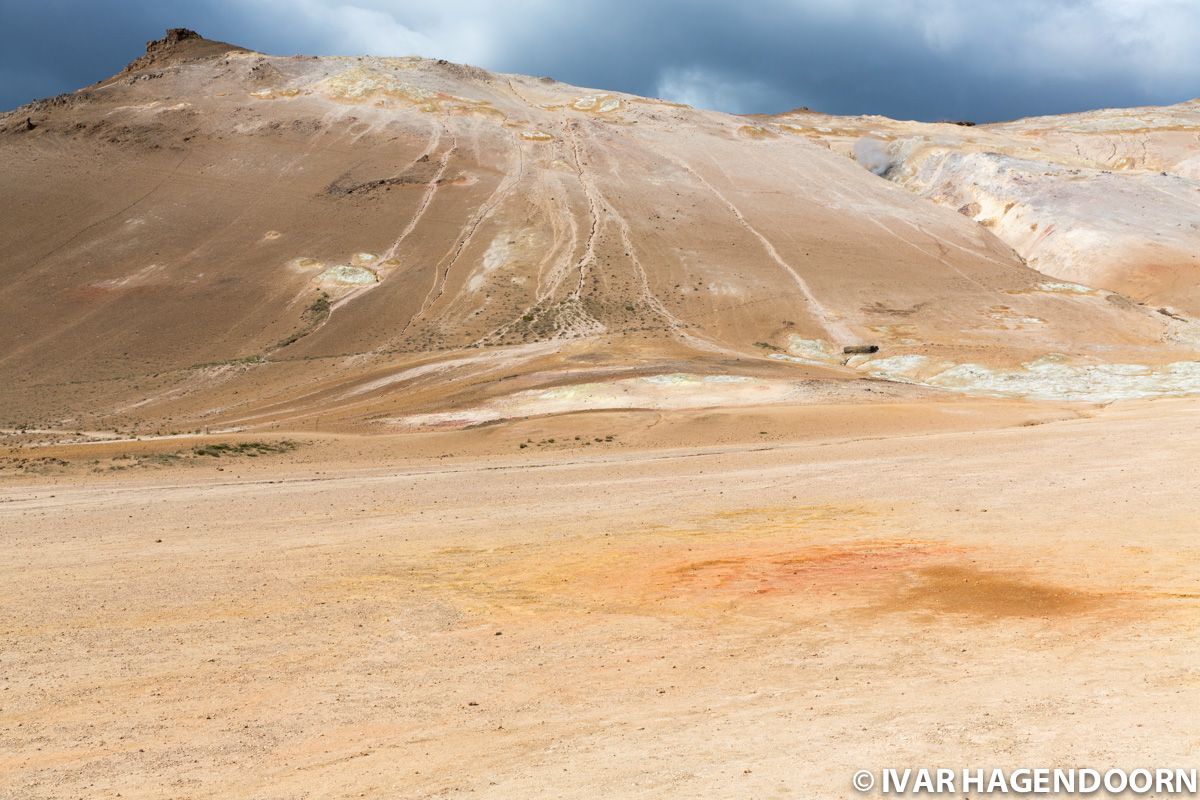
[192,440,299,458]
[276,293,332,349]
[1,440,302,477]
[519,433,618,450]
[307,294,331,318]
[0,456,69,475]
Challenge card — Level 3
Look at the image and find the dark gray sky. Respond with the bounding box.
[2,0,1198,121]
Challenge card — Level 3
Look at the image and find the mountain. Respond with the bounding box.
[3,29,1199,434]
[782,102,1200,315]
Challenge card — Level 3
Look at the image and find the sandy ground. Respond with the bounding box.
[3,398,1199,799]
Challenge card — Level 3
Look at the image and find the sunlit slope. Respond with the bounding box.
[0,31,1196,430]
[781,101,1200,315]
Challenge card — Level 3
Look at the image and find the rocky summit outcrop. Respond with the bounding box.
[1,30,1199,432]
[122,28,246,74]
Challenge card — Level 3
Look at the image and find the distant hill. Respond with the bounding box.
[2,30,1199,433]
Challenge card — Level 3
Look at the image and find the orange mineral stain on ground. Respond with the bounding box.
[594,535,960,617]
[329,499,1133,630]
[5,401,1200,797]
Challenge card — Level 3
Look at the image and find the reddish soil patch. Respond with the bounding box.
[661,539,954,600]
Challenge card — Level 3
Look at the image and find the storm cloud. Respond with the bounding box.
[2,0,1198,121]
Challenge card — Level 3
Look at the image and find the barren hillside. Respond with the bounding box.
[3,30,1199,434]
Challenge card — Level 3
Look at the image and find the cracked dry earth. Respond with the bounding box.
[3,399,1200,798]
